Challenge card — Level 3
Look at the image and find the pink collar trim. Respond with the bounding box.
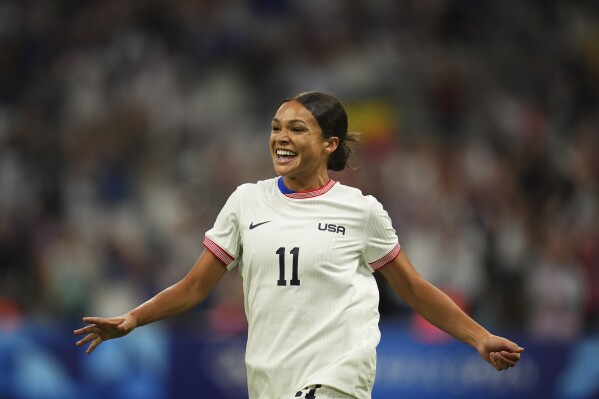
[278,177,337,199]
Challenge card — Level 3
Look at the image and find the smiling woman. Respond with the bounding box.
[270,92,360,192]
[75,91,523,399]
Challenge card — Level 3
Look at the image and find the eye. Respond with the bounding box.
[292,127,306,133]
[271,125,281,132]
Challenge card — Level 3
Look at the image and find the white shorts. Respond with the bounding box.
[294,385,355,399]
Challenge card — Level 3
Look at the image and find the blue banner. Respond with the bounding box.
[373,321,570,399]
[1,320,597,399]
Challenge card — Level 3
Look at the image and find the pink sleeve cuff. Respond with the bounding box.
[203,236,235,267]
[369,243,401,272]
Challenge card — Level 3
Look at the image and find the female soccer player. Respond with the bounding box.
[74,91,523,399]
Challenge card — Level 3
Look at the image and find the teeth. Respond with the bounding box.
[276,150,297,156]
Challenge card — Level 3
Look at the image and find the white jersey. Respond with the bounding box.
[204,177,400,399]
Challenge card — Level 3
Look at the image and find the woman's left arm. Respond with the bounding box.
[379,250,524,371]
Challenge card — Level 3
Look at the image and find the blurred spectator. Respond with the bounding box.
[0,0,597,344]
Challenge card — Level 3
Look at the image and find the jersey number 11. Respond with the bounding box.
[276,247,300,286]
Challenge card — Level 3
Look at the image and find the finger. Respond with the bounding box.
[490,353,512,370]
[498,358,517,368]
[75,334,97,346]
[490,353,502,368]
[498,351,521,362]
[506,346,525,353]
[82,316,112,325]
[76,333,98,347]
[86,337,103,355]
[74,325,99,335]
[492,361,509,371]
[501,357,519,368]
[489,336,523,352]
[494,352,520,369]
[489,353,499,368]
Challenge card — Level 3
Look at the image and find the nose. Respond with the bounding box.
[274,128,291,144]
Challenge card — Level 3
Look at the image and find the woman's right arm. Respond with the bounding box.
[74,250,227,354]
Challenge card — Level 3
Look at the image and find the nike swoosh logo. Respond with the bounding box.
[249,221,271,230]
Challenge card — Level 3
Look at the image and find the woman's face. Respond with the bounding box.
[270,101,338,183]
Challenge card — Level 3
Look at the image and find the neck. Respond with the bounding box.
[282,173,330,192]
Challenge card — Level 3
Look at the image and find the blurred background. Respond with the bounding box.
[0,0,598,398]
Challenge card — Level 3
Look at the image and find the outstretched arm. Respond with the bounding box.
[379,250,523,371]
[74,250,227,354]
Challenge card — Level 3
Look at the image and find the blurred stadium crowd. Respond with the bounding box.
[0,0,597,342]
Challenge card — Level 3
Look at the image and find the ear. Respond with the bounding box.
[324,137,339,155]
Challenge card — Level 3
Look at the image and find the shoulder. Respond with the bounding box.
[332,182,390,225]
[333,181,382,208]
[333,181,365,197]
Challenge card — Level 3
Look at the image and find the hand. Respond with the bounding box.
[74,314,137,354]
[477,334,524,371]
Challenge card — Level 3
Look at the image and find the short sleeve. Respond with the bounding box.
[364,196,401,272]
[204,187,242,270]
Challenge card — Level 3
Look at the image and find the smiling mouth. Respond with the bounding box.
[275,149,298,161]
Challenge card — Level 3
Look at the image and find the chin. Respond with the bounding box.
[273,163,294,178]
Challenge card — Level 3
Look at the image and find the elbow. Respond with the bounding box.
[395,275,429,309]
[182,280,208,307]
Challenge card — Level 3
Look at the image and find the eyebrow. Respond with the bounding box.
[272,118,308,125]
